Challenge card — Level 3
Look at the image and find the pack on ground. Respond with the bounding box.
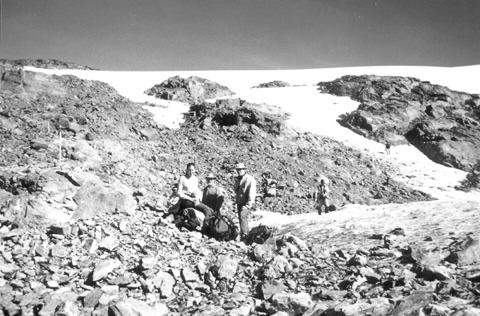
[174,208,205,231]
[245,225,274,245]
[207,215,238,241]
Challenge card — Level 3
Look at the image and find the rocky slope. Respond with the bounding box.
[0,59,97,70]
[318,75,480,171]
[145,76,235,103]
[2,65,471,315]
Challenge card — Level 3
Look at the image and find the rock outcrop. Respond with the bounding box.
[0,58,97,70]
[253,80,291,88]
[318,75,480,170]
[189,98,289,135]
[144,75,235,103]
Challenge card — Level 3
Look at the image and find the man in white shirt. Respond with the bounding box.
[176,162,214,227]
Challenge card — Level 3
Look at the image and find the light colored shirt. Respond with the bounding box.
[177,175,202,202]
[234,173,256,207]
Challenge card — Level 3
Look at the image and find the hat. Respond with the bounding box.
[206,173,216,179]
[235,163,246,170]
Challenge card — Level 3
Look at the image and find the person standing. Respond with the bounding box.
[313,177,330,215]
[202,173,225,215]
[234,163,256,240]
[385,142,391,155]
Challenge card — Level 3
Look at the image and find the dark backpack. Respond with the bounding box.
[175,208,203,231]
[207,215,238,241]
[245,225,274,245]
[328,204,337,212]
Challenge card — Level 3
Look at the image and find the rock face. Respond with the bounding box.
[144,75,235,103]
[318,75,480,170]
[189,98,290,135]
[253,80,291,88]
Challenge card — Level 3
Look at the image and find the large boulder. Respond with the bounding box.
[73,178,136,219]
[0,67,67,96]
[270,292,313,316]
[445,236,480,266]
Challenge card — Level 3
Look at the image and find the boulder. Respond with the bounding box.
[73,179,136,219]
[253,241,276,263]
[92,259,121,281]
[391,290,434,315]
[69,140,102,170]
[216,255,238,280]
[445,236,480,266]
[270,292,313,316]
[98,236,120,251]
[108,298,168,316]
[25,198,72,226]
[153,271,176,298]
[262,256,292,279]
[261,279,286,300]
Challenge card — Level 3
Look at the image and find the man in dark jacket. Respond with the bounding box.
[202,173,225,215]
[234,163,256,239]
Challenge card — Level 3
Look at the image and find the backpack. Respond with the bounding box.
[175,208,205,231]
[207,215,238,241]
[245,225,274,245]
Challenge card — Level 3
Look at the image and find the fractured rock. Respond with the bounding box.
[154,271,176,298]
[216,255,238,280]
[253,242,276,263]
[73,180,136,219]
[140,257,156,270]
[181,267,199,282]
[83,288,102,308]
[50,245,70,258]
[271,292,313,316]
[445,236,480,266]
[391,290,434,316]
[109,298,169,316]
[92,259,121,281]
[263,255,292,279]
[98,236,120,251]
[262,279,286,300]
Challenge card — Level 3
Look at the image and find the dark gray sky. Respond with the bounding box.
[1,0,479,70]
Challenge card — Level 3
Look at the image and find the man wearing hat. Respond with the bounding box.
[234,163,257,239]
[202,173,225,215]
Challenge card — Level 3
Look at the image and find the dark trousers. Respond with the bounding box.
[237,204,250,237]
[180,199,214,225]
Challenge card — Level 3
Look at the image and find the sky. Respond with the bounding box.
[1,0,479,70]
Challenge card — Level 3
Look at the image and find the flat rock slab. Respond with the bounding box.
[93,259,121,281]
[109,298,168,316]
